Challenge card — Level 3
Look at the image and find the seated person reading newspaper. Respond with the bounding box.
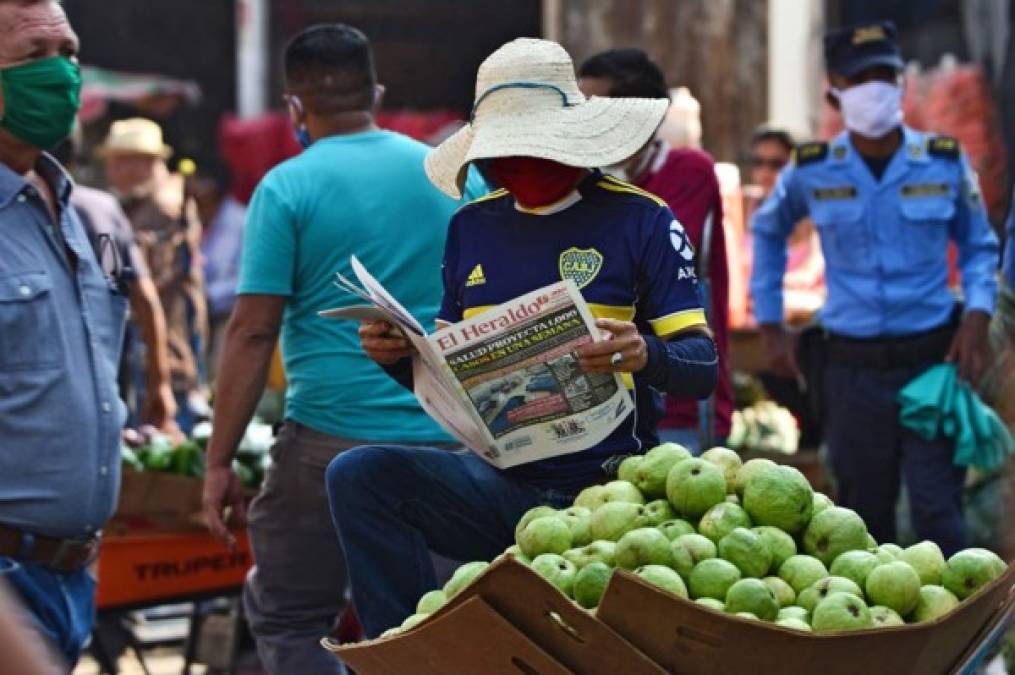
[325,39,719,638]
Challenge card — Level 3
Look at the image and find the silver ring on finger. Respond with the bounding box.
[610,351,624,367]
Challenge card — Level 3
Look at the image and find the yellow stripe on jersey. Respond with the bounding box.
[649,308,708,338]
[587,303,636,322]
[463,188,509,207]
[463,303,635,322]
[596,175,667,207]
[462,305,496,320]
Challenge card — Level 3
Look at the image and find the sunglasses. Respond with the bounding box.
[750,157,787,170]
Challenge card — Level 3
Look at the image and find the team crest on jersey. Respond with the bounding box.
[558,247,603,289]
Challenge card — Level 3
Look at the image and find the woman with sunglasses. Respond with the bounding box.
[747,126,826,326]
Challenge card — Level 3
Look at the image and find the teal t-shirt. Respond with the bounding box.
[238,129,485,441]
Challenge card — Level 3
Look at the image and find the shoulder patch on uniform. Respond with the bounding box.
[596,175,667,207]
[927,136,960,160]
[793,142,828,166]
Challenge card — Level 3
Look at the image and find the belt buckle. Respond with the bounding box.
[50,535,100,572]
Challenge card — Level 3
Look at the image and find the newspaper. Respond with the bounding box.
[320,256,634,468]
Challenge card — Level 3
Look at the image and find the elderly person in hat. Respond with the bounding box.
[99,118,209,432]
[326,38,718,637]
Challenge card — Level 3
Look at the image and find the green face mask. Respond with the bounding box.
[0,56,82,150]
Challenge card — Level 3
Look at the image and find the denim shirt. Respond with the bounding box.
[0,154,126,539]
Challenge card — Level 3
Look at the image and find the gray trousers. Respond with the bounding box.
[243,421,356,675]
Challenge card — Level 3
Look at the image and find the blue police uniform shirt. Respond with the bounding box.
[0,154,127,539]
[1003,194,1015,289]
[751,126,999,337]
[438,172,707,491]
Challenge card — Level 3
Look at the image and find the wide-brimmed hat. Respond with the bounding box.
[97,118,173,159]
[425,38,669,198]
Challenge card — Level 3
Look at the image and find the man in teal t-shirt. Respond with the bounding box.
[202,25,483,674]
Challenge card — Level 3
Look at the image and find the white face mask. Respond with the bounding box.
[831,81,903,139]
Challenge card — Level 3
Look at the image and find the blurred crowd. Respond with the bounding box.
[58,117,247,438]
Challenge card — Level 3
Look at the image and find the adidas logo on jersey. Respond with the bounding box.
[466,263,486,286]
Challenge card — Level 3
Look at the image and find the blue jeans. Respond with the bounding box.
[0,557,95,668]
[326,446,574,638]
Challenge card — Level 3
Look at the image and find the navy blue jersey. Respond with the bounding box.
[438,171,706,491]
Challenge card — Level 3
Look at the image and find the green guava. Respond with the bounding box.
[865,561,922,616]
[811,492,834,516]
[657,518,696,540]
[667,458,727,519]
[642,499,677,526]
[698,502,753,543]
[517,515,573,558]
[530,553,578,597]
[636,564,688,598]
[671,533,718,578]
[562,540,616,569]
[718,527,772,578]
[416,589,447,615]
[910,584,959,622]
[829,550,880,588]
[633,443,692,499]
[802,506,869,566]
[762,576,797,607]
[617,455,642,483]
[589,501,643,542]
[778,554,829,594]
[900,540,946,586]
[695,597,725,611]
[743,465,814,534]
[443,561,489,598]
[942,548,1006,600]
[401,613,429,631]
[725,578,779,621]
[811,592,872,632]
[688,558,742,600]
[776,618,812,632]
[700,446,743,493]
[615,527,672,570]
[797,575,864,613]
[869,605,905,627]
[514,505,558,540]
[777,606,809,623]
[734,458,778,498]
[573,561,613,609]
[752,526,798,572]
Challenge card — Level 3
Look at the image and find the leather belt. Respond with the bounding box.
[0,524,100,573]
[826,321,955,370]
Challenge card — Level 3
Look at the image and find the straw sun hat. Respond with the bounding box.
[425,38,670,199]
[97,118,173,159]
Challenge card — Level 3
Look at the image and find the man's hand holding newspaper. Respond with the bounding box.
[321,256,636,469]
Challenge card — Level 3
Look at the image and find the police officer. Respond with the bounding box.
[751,21,999,555]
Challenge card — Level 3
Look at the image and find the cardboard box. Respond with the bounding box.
[110,469,205,533]
[96,530,252,610]
[330,557,1014,675]
[595,563,1015,675]
[328,557,665,675]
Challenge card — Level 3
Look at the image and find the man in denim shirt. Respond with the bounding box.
[0,0,126,667]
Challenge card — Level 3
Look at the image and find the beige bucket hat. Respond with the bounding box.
[425,38,670,198]
[97,118,173,158]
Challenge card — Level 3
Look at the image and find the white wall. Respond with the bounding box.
[236,0,268,118]
[767,0,825,138]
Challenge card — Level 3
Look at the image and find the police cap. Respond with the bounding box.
[823,21,904,78]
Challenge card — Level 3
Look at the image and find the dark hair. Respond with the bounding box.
[750,126,795,152]
[284,24,376,113]
[193,157,231,194]
[577,48,669,100]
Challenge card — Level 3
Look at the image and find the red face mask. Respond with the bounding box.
[485,156,585,208]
